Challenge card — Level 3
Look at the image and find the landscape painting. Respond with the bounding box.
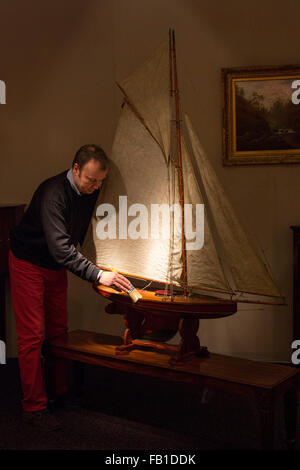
[222,66,300,165]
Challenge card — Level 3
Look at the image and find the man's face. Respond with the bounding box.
[72,159,108,194]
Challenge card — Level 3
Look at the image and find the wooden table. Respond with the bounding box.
[46,329,300,449]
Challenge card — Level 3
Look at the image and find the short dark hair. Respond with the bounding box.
[72,144,109,171]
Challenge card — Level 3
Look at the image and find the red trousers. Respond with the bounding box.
[9,250,68,412]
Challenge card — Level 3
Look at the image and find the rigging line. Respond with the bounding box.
[232,287,285,299]
[116,82,166,158]
[169,29,176,301]
[168,152,176,301]
[171,29,188,296]
[232,290,286,305]
[141,280,153,291]
[169,28,174,97]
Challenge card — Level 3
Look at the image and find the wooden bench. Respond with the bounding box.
[46,329,300,449]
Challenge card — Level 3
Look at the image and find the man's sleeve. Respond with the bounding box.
[41,199,100,283]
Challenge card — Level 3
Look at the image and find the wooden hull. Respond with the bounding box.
[93,284,237,319]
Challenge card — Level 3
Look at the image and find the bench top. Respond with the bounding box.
[47,330,300,390]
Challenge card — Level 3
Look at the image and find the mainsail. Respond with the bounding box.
[82,34,283,304]
[84,41,174,284]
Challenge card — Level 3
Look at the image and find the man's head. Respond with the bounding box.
[72,144,109,194]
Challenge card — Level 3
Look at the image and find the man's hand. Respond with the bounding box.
[98,271,131,293]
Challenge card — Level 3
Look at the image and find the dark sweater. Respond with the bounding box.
[10,170,100,283]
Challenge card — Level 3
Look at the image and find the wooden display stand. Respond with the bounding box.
[93,285,237,365]
[46,329,300,449]
[105,301,209,365]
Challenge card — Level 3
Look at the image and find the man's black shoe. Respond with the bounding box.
[22,408,62,431]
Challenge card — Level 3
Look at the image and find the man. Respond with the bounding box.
[9,144,131,430]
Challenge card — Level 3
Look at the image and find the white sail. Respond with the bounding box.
[120,40,171,162]
[184,114,282,298]
[181,137,233,293]
[82,41,177,284]
[88,107,176,283]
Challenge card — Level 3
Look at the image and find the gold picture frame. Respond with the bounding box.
[222,65,300,165]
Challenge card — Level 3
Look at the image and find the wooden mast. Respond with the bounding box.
[170,29,188,296]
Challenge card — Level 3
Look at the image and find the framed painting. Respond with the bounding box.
[222,65,300,165]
